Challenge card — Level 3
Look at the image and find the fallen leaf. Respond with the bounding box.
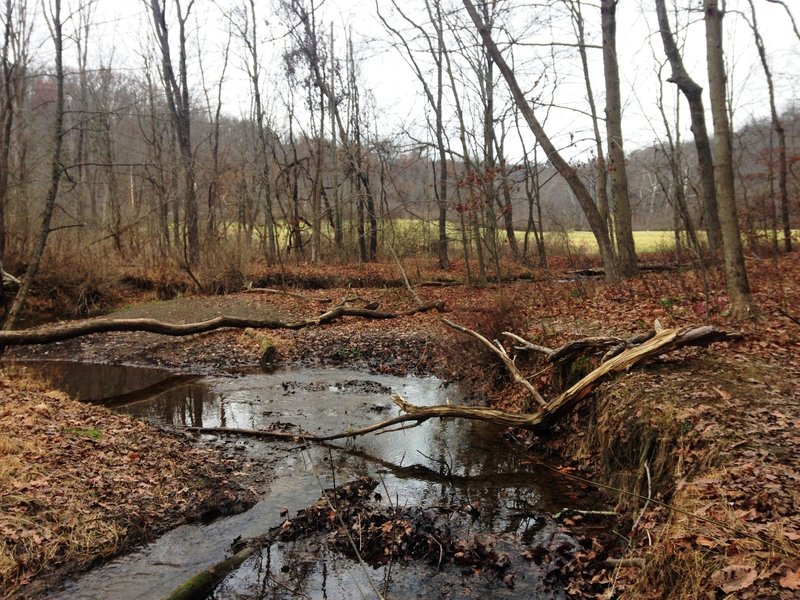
[713,386,732,400]
[711,564,757,593]
[779,567,800,590]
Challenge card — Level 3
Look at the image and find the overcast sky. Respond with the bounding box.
[46,0,800,161]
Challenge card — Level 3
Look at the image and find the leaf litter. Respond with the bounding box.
[3,251,800,597]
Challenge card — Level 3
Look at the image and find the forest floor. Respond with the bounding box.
[2,252,799,598]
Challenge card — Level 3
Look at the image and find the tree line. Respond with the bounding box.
[0,0,798,327]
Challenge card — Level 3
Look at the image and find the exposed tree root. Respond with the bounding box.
[0,301,445,347]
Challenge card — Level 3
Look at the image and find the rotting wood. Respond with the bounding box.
[442,318,547,407]
[503,330,657,365]
[163,512,296,600]
[192,326,739,440]
[0,301,446,348]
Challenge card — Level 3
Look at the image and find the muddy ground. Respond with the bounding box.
[2,255,800,598]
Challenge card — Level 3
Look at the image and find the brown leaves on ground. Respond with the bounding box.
[5,251,800,598]
[0,368,254,599]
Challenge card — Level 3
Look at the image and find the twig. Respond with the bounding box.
[388,244,423,306]
[442,318,547,407]
[778,307,800,326]
[604,558,645,569]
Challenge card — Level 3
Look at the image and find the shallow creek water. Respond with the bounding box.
[22,362,592,599]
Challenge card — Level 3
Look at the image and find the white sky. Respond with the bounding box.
[42,0,800,161]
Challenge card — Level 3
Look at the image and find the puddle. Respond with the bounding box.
[6,360,197,406]
[20,362,594,600]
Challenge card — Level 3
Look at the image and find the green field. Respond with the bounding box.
[218,218,796,258]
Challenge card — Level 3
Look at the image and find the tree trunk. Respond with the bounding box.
[704,0,753,317]
[567,0,611,240]
[655,0,723,259]
[601,0,637,277]
[0,0,15,262]
[149,0,199,267]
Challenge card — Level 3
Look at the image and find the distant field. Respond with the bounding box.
[219,219,796,257]
[546,230,678,254]
[386,220,682,255]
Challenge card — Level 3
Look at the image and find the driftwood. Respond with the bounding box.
[192,325,739,440]
[0,301,445,348]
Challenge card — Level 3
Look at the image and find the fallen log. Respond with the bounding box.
[190,325,739,438]
[0,301,445,347]
[163,538,267,600]
[164,477,378,600]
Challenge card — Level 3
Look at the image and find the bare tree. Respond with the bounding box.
[148,0,200,267]
[197,17,231,246]
[3,0,64,328]
[600,0,637,276]
[654,0,723,258]
[0,0,29,263]
[378,0,450,268]
[704,0,752,317]
[462,0,620,283]
[746,0,790,252]
[564,0,610,242]
[231,0,277,262]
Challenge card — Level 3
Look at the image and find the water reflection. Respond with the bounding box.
[49,366,587,600]
[120,384,219,428]
[7,360,179,403]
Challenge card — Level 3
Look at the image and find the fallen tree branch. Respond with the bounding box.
[502,331,657,365]
[388,244,423,306]
[0,301,446,347]
[547,336,626,364]
[163,533,273,600]
[502,331,553,355]
[198,325,738,441]
[442,318,547,407]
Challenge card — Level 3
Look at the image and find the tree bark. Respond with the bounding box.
[601,0,637,277]
[704,0,753,317]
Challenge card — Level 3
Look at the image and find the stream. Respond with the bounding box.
[20,361,594,599]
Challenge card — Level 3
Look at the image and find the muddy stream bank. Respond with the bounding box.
[17,361,608,599]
